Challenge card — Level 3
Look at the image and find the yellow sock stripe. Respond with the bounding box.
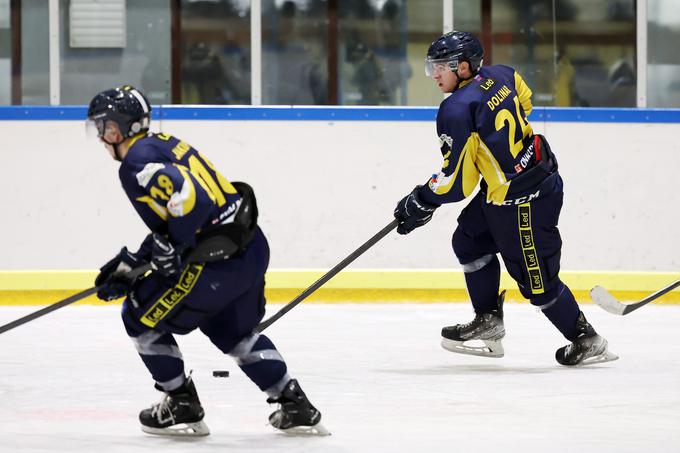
[0,269,678,305]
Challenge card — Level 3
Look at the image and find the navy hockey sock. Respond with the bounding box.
[533,283,580,341]
[229,333,289,396]
[462,254,501,314]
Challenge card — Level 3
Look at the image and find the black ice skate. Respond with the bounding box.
[555,312,619,366]
[139,375,210,436]
[441,291,506,358]
[267,379,330,436]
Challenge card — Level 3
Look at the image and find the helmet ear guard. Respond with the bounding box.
[128,113,151,137]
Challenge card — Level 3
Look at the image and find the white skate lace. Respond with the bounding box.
[151,394,175,424]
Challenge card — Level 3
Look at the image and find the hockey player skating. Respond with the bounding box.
[393,32,617,366]
[87,86,328,436]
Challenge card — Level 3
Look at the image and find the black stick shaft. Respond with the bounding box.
[0,286,99,334]
[624,278,680,314]
[255,219,399,333]
[0,237,241,335]
[0,264,153,335]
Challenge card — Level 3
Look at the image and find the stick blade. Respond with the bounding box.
[590,285,627,316]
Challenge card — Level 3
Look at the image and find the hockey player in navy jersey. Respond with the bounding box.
[393,32,617,366]
[87,86,327,436]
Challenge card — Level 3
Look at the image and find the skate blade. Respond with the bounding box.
[273,422,331,436]
[441,338,504,358]
[576,350,619,366]
[141,420,210,437]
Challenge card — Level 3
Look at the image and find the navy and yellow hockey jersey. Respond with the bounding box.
[420,64,541,206]
[119,133,241,248]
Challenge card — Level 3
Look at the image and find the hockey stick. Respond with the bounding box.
[0,236,238,335]
[0,264,151,335]
[255,219,399,333]
[590,279,680,316]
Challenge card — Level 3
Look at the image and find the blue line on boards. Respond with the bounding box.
[0,105,679,123]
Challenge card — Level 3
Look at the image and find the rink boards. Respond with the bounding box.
[0,269,678,305]
[1,106,678,307]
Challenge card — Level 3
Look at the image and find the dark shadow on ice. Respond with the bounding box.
[378,362,616,375]
[377,364,557,375]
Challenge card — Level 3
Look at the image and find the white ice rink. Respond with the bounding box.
[1,302,678,453]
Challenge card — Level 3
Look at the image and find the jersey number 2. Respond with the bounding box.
[494,95,531,158]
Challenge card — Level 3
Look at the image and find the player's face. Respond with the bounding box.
[431,63,458,93]
[101,122,124,159]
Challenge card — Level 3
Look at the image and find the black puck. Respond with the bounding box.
[212,370,230,378]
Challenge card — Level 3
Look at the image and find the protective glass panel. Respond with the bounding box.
[0,0,9,105]
[261,0,329,105]
[484,0,636,107]
[7,1,677,108]
[646,1,680,107]
[180,0,251,104]
[20,0,50,105]
[338,0,441,106]
[58,0,171,105]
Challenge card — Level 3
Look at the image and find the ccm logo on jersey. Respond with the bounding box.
[488,189,541,206]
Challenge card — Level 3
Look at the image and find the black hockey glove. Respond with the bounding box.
[95,247,144,301]
[150,234,186,277]
[394,185,439,235]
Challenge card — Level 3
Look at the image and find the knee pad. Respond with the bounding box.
[229,333,288,395]
[129,329,183,359]
[460,254,497,273]
[228,333,284,365]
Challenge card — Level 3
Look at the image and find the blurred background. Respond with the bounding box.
[0,0,678,107]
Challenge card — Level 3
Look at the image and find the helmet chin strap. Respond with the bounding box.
[102,136,125,161]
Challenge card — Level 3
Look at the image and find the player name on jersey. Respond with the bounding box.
[486,85,513,111]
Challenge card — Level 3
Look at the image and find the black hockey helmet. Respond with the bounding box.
[425,31,484,76]
[87,85,151,139]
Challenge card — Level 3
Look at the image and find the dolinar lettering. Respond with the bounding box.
[486,86,512,111]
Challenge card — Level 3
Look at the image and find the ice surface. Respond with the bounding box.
[1,303,678,453]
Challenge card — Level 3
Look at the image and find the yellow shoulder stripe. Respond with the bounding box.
[514,71,533,116]
[476,138,510,204]
[431,134,480,197]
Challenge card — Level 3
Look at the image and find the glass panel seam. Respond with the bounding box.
[444,0,453,33]
[637,0,647,108]
[250,0,261,106]
[48,0,59,105]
